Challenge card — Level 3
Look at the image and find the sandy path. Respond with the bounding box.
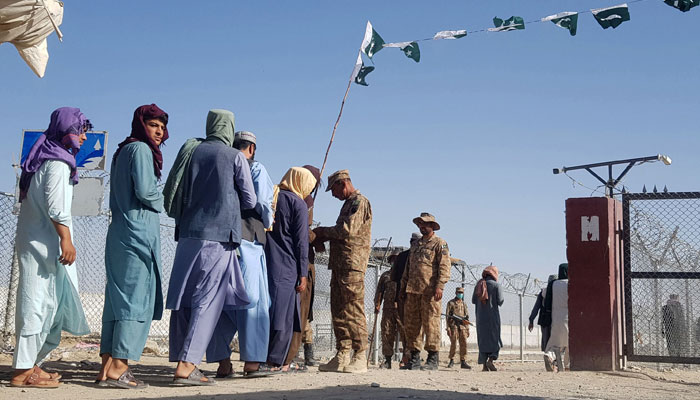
[1,346,699,400]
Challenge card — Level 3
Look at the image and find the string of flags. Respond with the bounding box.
[349,0,698,86]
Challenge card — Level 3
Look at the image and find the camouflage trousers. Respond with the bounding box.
[448,326,468,360]
[404,293,441,352]
[302,319,313,344]
[380,308,401,357]
[330,270,367,351]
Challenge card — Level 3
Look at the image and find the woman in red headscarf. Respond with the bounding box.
[96,104,169,389]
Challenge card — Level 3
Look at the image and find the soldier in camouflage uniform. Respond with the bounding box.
[375,270,400,369]
[313,170,372,373]
[446,287,472,369]
[400,213,451,371]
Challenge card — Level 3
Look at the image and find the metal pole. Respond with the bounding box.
[2,245,19,349]
[519,293,524,361]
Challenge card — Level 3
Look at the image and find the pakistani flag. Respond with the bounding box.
[488,16,525,32]
[351,53,374,86]
[361,21,385,58]
[663,0,699,12]
[433,30,467,40]
[591,4,630,29]
[383,41,420,62]
[541,12,578,36]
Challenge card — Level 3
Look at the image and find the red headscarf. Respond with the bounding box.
[113,104,169,178]
[476,265,499,304]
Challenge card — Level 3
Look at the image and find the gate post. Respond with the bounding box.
[565,197,624,371]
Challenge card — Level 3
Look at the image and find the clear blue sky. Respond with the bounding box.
[1,1,698,278]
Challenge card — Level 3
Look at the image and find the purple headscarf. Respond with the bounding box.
[19,107,91,201]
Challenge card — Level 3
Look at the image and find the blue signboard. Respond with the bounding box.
[20,130,108,170]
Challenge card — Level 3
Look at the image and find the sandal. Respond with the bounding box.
[10,366,60,389]
[173,366,216,386]
[103,368,149,389]
[286,361,308,373]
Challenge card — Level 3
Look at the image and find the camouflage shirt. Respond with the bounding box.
[375,271,398,310]
[446,298,469,328]
[401,234,451,295]
[314,190,372,273]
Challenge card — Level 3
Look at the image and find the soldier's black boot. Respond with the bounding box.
[420,351,438,371]
[447,359,454,368]
[304,343,318,367]
[461,360,472,369]
[381,357,391,369]
[400,350,421,370]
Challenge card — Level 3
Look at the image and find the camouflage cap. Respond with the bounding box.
[456,287,464,293]
[325,169,350,192]
[412,212,441,231]
[234,130,256,145]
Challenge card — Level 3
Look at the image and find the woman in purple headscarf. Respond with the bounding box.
[96,104,169,389]
[11,107,92,388]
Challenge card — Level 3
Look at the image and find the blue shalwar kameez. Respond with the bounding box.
[166,114,257,364]
[101,142,164,361]
[234,160,275,363]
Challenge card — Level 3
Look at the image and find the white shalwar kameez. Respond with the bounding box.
[13,160,89,369]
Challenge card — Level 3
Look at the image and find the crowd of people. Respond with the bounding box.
[10,104,518,389]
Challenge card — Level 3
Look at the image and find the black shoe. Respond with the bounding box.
[485,357,497,371]
[461,360,472,369]
[420,351,438,371]
[400,350,421,370]
[447,359,454,368]
[381,358,391,369]
[304,343,318,367]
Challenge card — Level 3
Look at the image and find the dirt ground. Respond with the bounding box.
[1,340,699,400]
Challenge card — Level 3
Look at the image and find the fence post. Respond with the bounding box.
[519,293,524,361]
[373,264,380,365]
[2,245,19,349]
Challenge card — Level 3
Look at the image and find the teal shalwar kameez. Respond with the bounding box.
[101,141,164,361]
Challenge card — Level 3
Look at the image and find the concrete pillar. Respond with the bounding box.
[566,197,624,371]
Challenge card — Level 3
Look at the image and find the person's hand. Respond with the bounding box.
[528,322,534,332]
[296,276,307,293]
[58,238,76,265]
[374,304,380,314]
[434,287,443,302]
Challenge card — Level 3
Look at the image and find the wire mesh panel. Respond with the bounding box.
[622,192,700,364]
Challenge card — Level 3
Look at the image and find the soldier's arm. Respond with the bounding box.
[446,301,454,316]
[314,197,369,241]
[434,240,451,291]
[374,275,386,308]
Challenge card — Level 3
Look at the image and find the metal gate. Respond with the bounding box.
[622,191,700,364]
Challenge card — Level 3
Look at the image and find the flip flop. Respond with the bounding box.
[173,367,217,386]
[243,370,275,378]
[285,361,308,373]
[103,368,149,389]
[10,366,60,389]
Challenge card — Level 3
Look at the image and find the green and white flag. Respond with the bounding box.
[663,0,699,12]
[383,41,420,62]
[541,12,578,36]
[489,16,525,32]
[361,21,385,58]
[591,4,630,29]
[351,53,374,86]
[433,30,467,40]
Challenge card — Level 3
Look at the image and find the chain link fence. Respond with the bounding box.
[623,192,700,364]
[1,184,547,359]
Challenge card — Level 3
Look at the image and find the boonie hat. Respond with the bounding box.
[412,212,441,231]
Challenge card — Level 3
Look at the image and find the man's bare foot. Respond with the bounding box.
[175,361,211,383]
[217,358,233,377]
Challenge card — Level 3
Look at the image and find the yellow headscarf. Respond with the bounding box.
[271,167,318,212]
